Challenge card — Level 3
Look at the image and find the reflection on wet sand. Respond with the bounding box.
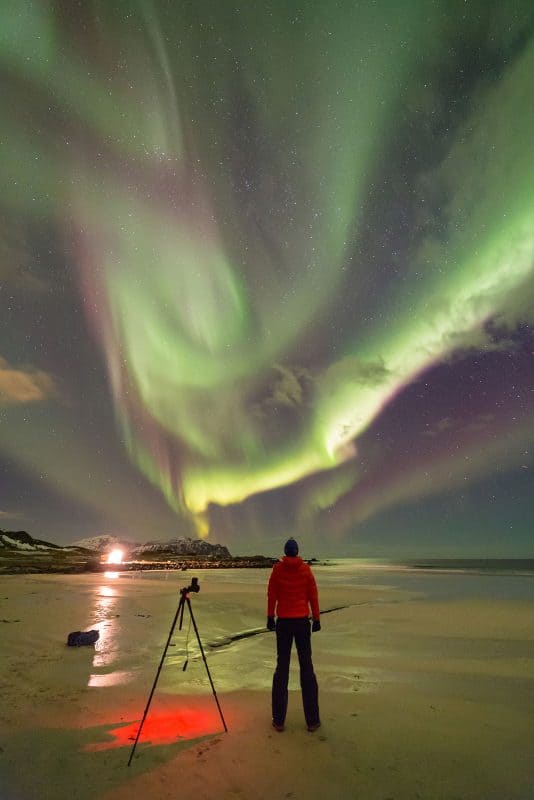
[88,581,134,687]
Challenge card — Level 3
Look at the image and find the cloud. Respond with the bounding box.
[251,364,313,417]
[0,357,56,406]
[462,413,497,434]
[319,356,390,397]
[0,223,48,293]
[423,413,496,438]
[263,365,309,408]
[0,509,25,520]
[422,416,455,437]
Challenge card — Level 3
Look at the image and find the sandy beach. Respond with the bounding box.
[1,565,533,800]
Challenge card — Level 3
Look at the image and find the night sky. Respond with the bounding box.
[1,1,533,557]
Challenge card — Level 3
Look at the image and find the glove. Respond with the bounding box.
[312,619,321,633]
[266,616,276,631]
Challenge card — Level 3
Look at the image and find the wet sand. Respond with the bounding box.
[1,569,533,799]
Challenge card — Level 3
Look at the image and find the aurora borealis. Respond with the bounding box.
[1,1,533,555]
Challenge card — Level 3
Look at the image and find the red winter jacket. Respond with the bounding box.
[267,556,320,620]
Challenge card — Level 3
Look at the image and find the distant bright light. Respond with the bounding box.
[107,549,124,564]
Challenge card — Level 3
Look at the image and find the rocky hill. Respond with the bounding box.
[0,529,95,574]
[131,537,231,559]
[69,534,232,560]
[70,534,135,553]
[0,529,274,574]
[0,530,61,551]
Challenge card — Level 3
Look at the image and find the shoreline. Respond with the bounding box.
[2,554,534,577]
[0,555,279,576]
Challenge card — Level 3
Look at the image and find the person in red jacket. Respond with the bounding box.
[267,538,321,732]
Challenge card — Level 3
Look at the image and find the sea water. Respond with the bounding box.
[127,558,534,602]
[314,558,534,602]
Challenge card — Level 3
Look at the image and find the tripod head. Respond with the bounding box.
[180,576,200,596]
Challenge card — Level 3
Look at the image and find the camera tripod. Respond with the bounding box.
[127,578,228,766]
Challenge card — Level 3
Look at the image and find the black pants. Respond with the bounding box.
[272,617,319,727]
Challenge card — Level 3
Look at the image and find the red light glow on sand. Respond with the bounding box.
[85,701,223,752]
[107,549,124,564]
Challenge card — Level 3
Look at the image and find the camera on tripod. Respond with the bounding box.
[128,572,226,765]
[181,577,200,595]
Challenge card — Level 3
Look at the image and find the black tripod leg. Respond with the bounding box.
[127,594,185,766]
[186,597,228,733]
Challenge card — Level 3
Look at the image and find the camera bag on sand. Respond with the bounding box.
[67,630,100,647]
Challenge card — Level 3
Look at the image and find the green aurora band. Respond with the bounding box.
[1,1,533,536]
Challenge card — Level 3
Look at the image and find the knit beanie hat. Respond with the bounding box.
[284,538,299,557]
